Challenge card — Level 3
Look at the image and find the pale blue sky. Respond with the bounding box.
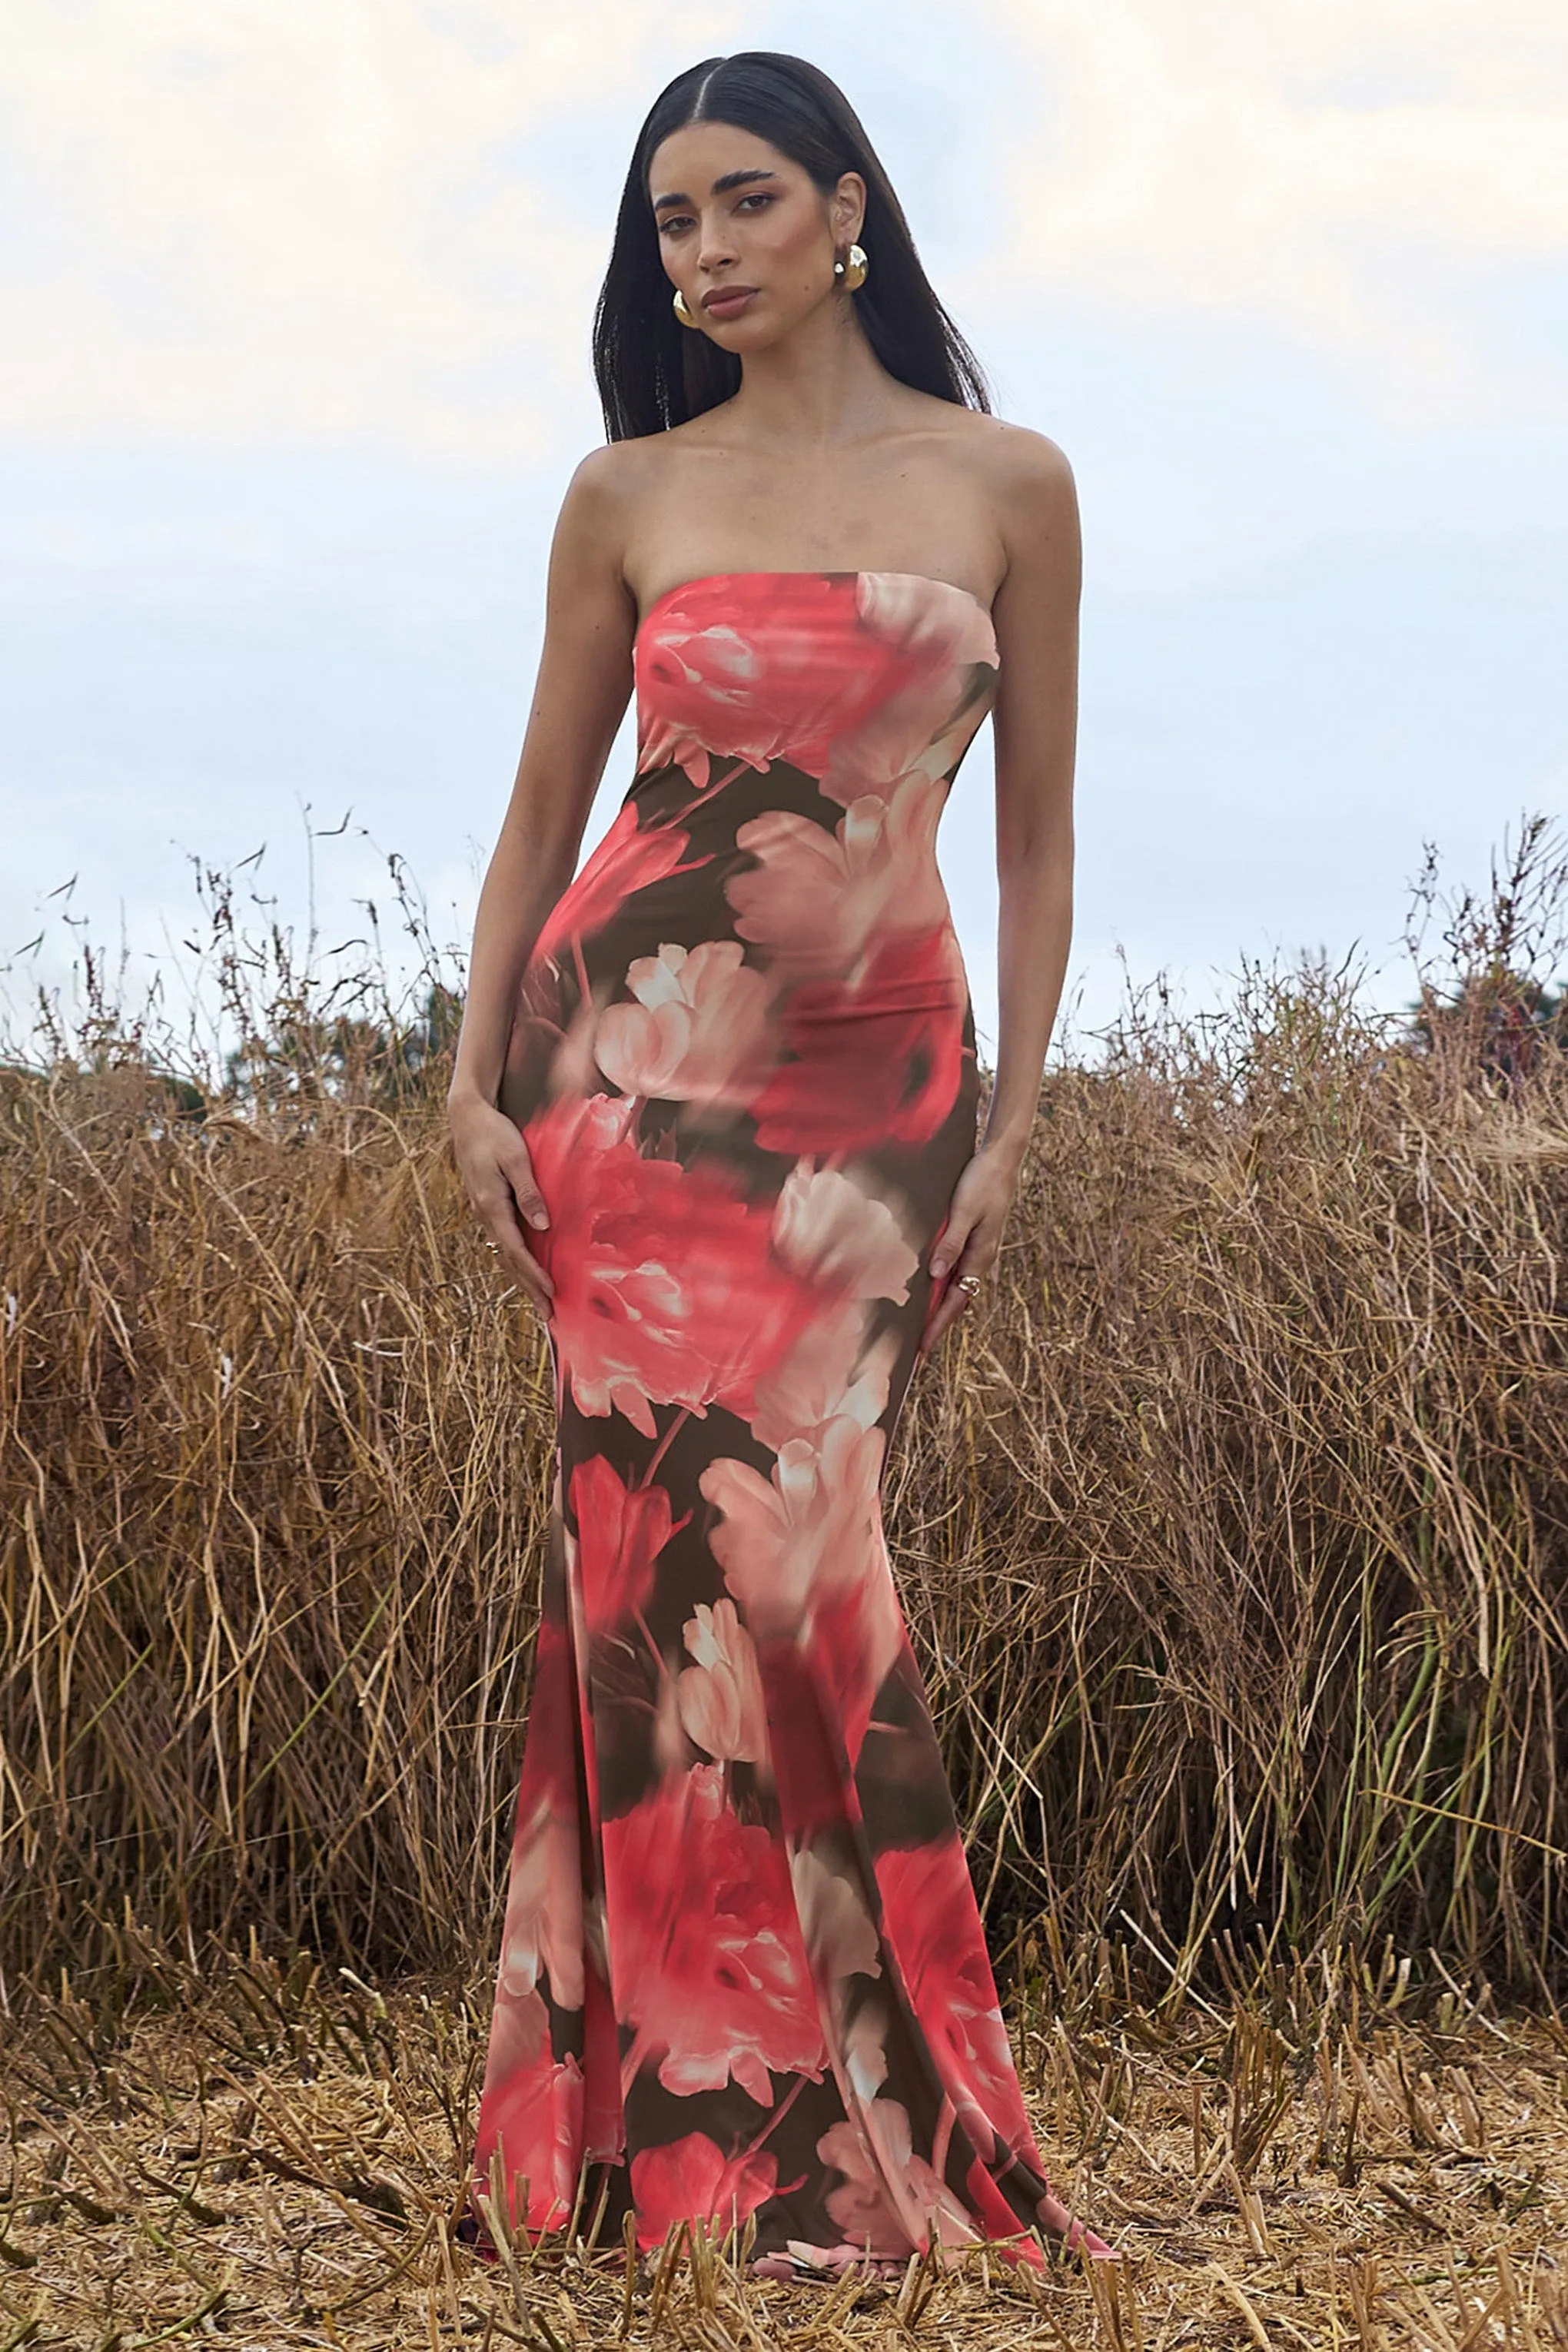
[2,0,1564,1065]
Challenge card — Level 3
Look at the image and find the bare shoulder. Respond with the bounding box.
[968,413,1076,522]
[962,414,1080,603]
[548,436,673,615]
[553,439,643,550]
[559,421,720,539]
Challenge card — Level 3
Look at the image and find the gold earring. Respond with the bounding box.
[834,241,868,292]
[673,286,700,327]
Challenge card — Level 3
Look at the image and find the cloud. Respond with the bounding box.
[0,0,725,455]
[982,0,1568,423]
[1,0,1563,451]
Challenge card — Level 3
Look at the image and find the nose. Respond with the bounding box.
[695,211,740,278]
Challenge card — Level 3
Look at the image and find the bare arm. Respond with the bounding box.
[450,446,636,1104]
[923,433,1081,1351]
[979,434,1080,1164]
[446,446,636,1313]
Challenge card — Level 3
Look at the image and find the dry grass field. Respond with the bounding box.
[2,819,1566,2344]
[2,1938,1566,2348]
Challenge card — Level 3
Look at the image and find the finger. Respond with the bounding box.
[501,1138,552,1234]
[489,1252,555,1318]
[941,1218,999,1297]
[505,1265,556,1322]
[937,1277,981,1333]
[929,1208,980,1284]
[918,1269,975,1357]
[496,1232,556,1307]
[466,1159,547,1262]
[480,1204,556,1304]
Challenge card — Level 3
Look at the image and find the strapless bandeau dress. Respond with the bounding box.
[468,570,1111,2270]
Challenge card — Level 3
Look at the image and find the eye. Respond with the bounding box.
[657,191,773,236]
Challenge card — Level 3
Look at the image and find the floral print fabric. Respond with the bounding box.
[470,570,1110,2267]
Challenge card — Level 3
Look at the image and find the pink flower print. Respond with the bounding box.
[841,1997,893,2105]
[636,623,768,791]
[809,1514,909,1772]
[524,1081,639,1186]
[749,926,967,1158]
[570,1457,679,1633]
[479,1979,550,2095]
[855,571,998,672]
[508,1600,583,1820]
[816,573,998,803]
[749,1302,897,1457]
[726,776,948,982]
[601,1764,825,2105]
[581,1955,626,2166]
[593,939,776,1107]
[497,1795,586,2018]
[789,1844,882,1988]
[524,1093,819,1437]
[676,1598,768,1763]
[771,1161,920,1305]
[476,2047,586,2236]
[817,2099,978,2258]
[958,2157,1105,2269]
[533,802,701,970]
[700,1413,905,1762]
[635,573,898,789]
[1036,2184,1118,2260]
[543,971,617,1108]
[630,2134,780,2252]
[699,1414,887,1643]
[651,1658,693,1778]
[875,1839,1033,2163]
[725,811,857,978]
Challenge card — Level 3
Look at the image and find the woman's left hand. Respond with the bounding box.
[918,1144,1021,1357]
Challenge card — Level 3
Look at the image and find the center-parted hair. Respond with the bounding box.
[593,51,994,440]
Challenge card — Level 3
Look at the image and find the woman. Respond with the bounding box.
[446,51,1110,2278]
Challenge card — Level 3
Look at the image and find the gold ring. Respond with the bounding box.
[955,1274,982,1296]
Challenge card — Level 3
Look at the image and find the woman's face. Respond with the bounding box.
[647,123,864,344]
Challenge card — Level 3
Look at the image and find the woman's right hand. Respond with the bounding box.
[447,1088,556,1321]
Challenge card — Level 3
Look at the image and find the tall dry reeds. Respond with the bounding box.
[2,821,1566,2015]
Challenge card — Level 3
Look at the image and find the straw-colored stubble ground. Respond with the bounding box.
[4,1945,1565,2350]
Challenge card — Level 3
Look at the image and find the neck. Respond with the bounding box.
[720,299,903,451]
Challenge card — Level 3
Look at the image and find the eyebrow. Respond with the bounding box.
[651,167,778,212]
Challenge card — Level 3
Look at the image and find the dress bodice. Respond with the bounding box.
[631,570,999,802]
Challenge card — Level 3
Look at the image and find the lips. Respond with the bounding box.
[703,286,758,314]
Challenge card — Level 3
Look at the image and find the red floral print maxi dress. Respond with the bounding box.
[467,569,1111,2271]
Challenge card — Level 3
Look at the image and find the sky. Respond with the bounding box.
[2,0,1565,1071]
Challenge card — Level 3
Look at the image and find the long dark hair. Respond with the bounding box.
[592,53,994,440]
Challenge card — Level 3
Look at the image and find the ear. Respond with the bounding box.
[834,171,866,244]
